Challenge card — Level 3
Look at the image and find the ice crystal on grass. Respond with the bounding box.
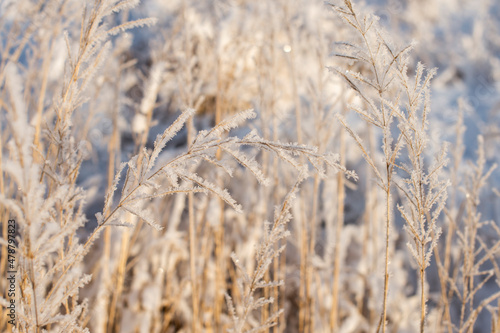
[226,175,304,332]
[1,0,499,332]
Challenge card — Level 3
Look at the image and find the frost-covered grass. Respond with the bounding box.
[0,0,499,332]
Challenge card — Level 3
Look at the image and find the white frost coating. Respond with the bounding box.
[132,113,148,134]
[49,36,68,82]
[139,62,165,115]
[4,62,27,122]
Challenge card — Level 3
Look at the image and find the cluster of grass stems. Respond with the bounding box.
[0,0,499,332]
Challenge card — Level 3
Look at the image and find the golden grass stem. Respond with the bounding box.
[330,115,346,331]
